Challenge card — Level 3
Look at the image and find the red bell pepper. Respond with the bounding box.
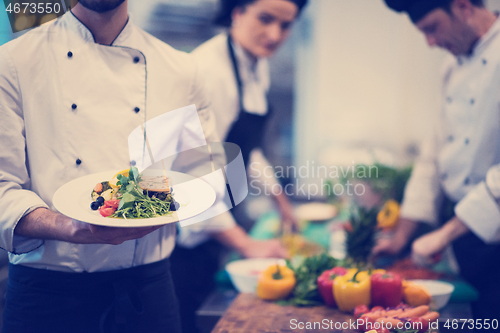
[370,272,403,308]
[317,266,348,307]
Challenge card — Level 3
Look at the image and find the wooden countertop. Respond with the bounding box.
[211,293,359,333]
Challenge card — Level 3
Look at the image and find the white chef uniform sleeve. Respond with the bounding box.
[454,165,500,243]
[0,47,46,253]
[400,129,443,225]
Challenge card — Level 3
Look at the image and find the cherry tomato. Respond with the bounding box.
[354,304,370,319]
[104,199,120,210]
[99,206,116,217]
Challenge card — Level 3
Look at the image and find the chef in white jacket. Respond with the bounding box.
[376,0,500,320]
[170,1,308,332]
[0,0,228,332]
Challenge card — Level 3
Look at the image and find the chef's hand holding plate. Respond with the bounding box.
[16,207,163,246]
[71,219,163,245]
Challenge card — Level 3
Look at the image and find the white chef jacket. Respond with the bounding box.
[176,33,281,248]
[400,17,500,243]
[0,12,223,272]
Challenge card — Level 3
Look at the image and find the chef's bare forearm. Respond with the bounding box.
[15,207,162,245]
[273,191,289,208]
[396,217,419,238]
[440,216,470,243]
[15,207,75,242]
[211,225,252,254]
[211,225,288,258]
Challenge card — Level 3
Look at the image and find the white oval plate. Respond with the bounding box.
[53,169,216,227]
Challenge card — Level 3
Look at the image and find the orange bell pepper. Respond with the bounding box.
[402,280,431,306]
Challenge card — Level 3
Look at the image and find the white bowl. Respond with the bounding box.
[295,203,337,222]
[409,279,455,309]
[225,258,284,293]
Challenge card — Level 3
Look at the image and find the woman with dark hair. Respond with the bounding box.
[170,1,308,332]
[192,0,309,232]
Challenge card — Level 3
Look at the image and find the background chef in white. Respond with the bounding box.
[375,0,500,320]
[170,1,307,332]
[0,0,227,332]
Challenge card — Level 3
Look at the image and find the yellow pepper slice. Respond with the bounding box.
[109,169,130,189]
[377,199,400,229]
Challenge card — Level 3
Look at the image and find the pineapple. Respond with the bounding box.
[345,205,378,266]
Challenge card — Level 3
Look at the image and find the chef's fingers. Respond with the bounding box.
[274,242,290,259]
[372,238,395,255]
[72,221,163,245]
[91,224,162,243]
[411,251,433,267]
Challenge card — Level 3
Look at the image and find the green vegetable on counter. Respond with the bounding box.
[278,253,340,306]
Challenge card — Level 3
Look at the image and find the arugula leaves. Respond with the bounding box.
[278,253,339,306]
[112,167,173,219]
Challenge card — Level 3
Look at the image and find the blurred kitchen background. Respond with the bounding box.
[130,0,499,190]
[127,0,500,206]
[2,0,500,196]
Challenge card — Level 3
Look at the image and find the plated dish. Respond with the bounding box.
[88,167,178,219]
[53,168,216,227]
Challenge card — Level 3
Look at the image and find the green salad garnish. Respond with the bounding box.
[111,167,174,219]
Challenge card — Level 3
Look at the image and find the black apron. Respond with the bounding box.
[225,35,272,167]
[169,37,273,333]
[440,196,500,320]
[3,259,182,333]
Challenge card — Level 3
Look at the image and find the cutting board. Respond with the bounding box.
[211,293,359,333]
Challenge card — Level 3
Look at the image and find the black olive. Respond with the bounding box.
[171,201,180,211]
[96,196,105,205]
[90,201,100,210]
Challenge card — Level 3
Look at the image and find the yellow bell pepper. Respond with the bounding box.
[333,270,371,312]
[343,268,385,281]
[377,199,400,229]
[402,280,431,306]
[256,264,296,300]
